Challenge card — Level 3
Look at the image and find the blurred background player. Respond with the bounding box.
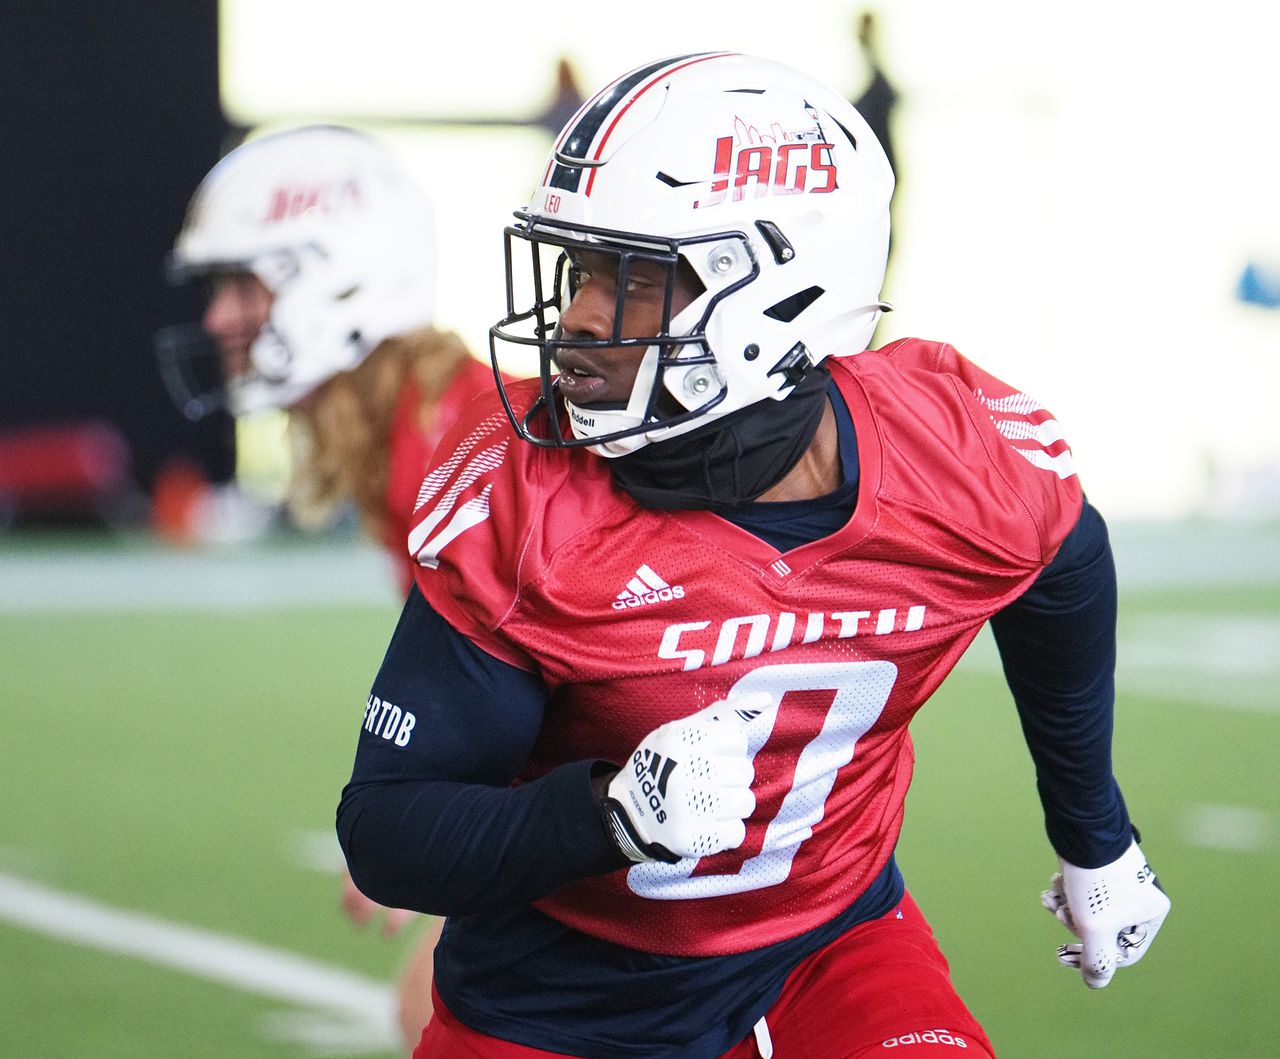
[851,9,898,182]
[338,53,1169,1057]
[160,123,493,1049]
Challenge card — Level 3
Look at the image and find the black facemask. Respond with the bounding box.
[608,365,831,512]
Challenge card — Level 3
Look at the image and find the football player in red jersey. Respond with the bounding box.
[338,54,1170,1058]
[160,125,495,574]
[162,124,494,1050]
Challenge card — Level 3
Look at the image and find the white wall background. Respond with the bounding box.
[220,0,1280,519]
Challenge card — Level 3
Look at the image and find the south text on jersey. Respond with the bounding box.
[659,605,927,672]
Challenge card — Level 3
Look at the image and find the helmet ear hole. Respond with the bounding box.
[764,286,824,323]
[754,219,795,264]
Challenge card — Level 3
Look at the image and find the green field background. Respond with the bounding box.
[1,522,1276,1058]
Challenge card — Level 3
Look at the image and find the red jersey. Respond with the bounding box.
[384,355,496,590]
[408,338,1082,957]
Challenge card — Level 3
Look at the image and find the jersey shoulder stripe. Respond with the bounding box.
[973,387,1076,480]
[408,411,510,569]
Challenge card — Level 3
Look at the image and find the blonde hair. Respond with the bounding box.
[285,327,475,542]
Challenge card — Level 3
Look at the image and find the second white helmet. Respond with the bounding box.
[168,124,436,414]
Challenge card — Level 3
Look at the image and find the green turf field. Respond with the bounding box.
[1,521,1277,1058]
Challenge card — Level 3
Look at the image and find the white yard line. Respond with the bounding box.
[0,871,398,1053]
[293,830,350,874]
[0,540,396,613]
[955,616,1280,714]
[1183,805,1274,852]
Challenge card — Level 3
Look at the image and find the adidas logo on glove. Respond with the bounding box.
[630,749,679,823]
[601,694,773,866]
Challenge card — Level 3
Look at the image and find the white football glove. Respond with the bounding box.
[601,693,774,864]
[1041,837,1170,988]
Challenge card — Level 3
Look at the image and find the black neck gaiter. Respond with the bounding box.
[609,365,832,512]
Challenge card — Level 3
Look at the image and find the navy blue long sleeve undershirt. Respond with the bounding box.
[990,498,1132,867]
[337,592,622,916]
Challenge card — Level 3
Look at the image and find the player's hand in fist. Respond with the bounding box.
[1041,836,1170,988]
[600,693,775,864]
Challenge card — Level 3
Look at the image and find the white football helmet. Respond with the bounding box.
[489,52,894,456]
[164,124,436,416]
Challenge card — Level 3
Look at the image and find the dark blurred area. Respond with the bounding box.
[0,2,234,531]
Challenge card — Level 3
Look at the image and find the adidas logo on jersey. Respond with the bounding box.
[881,1029,970,1049]
[612,564,685,610]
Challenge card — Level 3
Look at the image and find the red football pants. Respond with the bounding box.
[412,891,995,1058]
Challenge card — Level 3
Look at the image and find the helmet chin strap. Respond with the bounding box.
[562,345,663,456]
[608,364,831,511]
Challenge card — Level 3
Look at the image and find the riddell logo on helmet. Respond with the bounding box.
[882,1030,968,1049]
[262,180,362,224]
[695,121,838,209]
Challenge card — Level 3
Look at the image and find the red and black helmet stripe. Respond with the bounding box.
[544,52,734,195]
